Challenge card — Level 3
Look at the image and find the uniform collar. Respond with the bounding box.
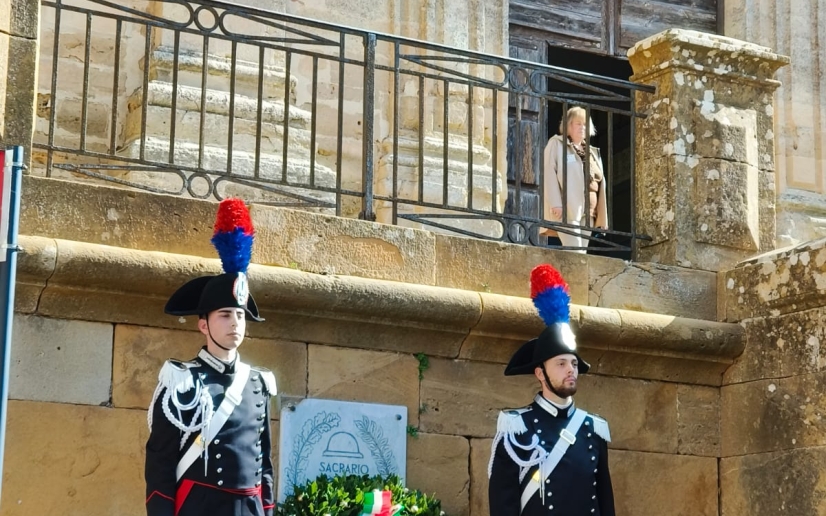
[534,393,575,418]
[197,347,238,374]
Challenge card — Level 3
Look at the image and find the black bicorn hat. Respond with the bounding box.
[504,264,589,376]
[164,199,264,322]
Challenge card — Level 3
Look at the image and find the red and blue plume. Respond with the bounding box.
[530,264,570,325]
[211,198,254,274]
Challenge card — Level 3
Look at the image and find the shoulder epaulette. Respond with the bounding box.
[590,414,611,442]
[158,359,198,393]
[496,406,531,435]
[253,367,277,396]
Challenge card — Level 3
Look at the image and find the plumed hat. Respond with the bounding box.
[164,198,264,321]
[504,264,588,375]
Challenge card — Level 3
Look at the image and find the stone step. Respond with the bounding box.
[128,80,311,132]
[380,133,493,166]
[118,137,336,208]
[150,47,293,102]
[123,103,313,159]
[124,83,321,158]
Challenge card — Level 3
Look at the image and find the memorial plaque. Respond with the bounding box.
[278,398,408,501]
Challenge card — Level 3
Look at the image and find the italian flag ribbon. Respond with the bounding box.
[361,490,402,516]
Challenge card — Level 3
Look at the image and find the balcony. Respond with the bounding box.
[33,0,655,258]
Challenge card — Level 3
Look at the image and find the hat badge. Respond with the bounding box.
[560,323,577,350]
[233,272,249,306]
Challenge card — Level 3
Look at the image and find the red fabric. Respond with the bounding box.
[175,480,263,515]
[146,490,175,504]
[175,480,196,516]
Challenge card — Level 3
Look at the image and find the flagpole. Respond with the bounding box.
[0,146,24,503]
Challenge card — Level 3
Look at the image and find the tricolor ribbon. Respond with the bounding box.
[361,490,403,516]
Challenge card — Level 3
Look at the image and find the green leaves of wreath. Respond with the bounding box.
[286,411,341,488]
[354,416,396,476]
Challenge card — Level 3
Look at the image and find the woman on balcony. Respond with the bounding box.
[541,106,608,252]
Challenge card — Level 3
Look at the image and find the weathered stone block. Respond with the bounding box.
[307,345,420,425]
[677,385,720,456]
[629,29,788,271]
[10,315,113,405]
[693,159,759,251]
[14,235,56,313]
[469,438,492,516]
[722,239,826,322]
[724,307,826,384]
[0,0,39,39]
[112,325,307,411]
[20,176,217,258]
[1,35,37,162]
[758,169,776,251]
[588,257,717,320]
[691,105,756,161]
[36,239,221,329]
[246,268,480,359]
[591,351,726,387]
[53,98,110,139]
[721,447,826,516]
[611,450,718,516]
[434,234,589,304]
[251,205,437,284]
[1,401,147,516]
[407,433,470,516]
[634,156,676,248]
[419,358,535,438]
[636,155,767,271]
[721,373,826,457]
[576,375,678,453]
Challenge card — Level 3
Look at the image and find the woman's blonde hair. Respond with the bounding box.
[558,106,597,136]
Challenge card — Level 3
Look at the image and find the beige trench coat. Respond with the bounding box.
[540,134,608,236]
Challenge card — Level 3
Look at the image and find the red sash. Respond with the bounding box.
[175,479,262,515]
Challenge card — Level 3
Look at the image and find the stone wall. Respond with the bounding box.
[0,0,38,162]
[724,0,826,247]
[719,238,826,515]
[0,176,743,516]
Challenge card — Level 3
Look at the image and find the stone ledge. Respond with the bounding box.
[629,28,790,83]
[721,238,826,322]
[20,175,719,321]
[16,235,744,385]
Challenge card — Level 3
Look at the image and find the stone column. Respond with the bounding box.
[0,0,39,167]
[724,0,826,247]
[628,29,789,271]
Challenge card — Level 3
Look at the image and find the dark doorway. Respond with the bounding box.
[545,46,634,259]
[505,44,635,259]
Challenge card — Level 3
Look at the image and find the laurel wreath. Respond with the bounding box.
[354,415,397,476]
[286,411,341,488]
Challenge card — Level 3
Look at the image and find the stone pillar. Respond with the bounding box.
[0,0,39,167]
[628,29,789,271]
[724,0,826,247]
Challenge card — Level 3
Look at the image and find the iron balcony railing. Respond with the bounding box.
[35,0,654,257]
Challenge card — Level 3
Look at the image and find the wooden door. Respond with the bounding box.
[505,0,719,225]
[505,43,546,224]
[509,0,718,57]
